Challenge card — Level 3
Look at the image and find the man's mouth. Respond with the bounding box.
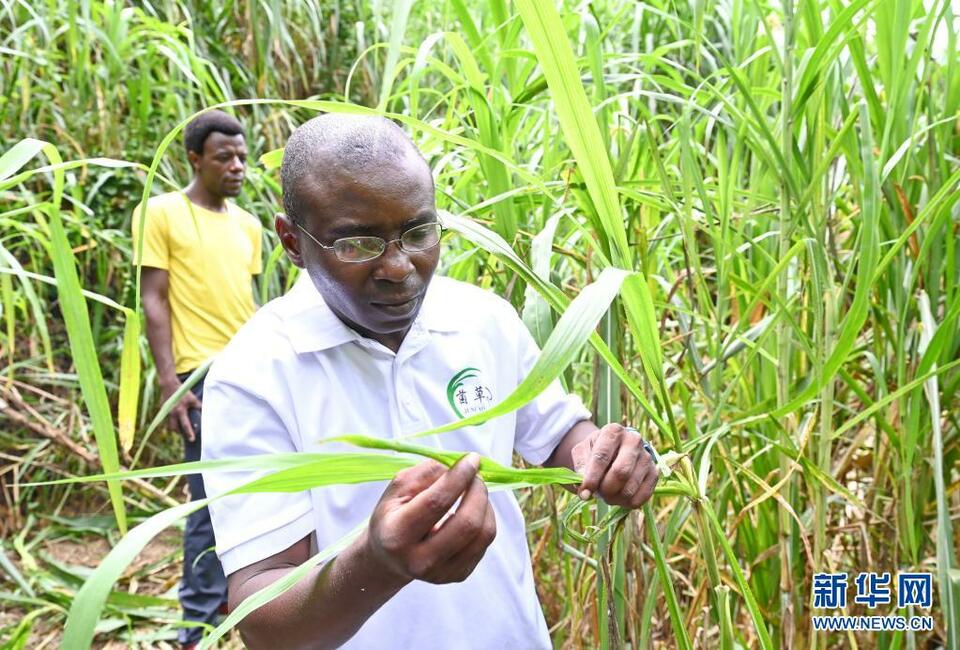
[371,294,421,317]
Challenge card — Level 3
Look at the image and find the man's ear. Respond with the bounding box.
[187,149,201,173]
[275,213,305,269]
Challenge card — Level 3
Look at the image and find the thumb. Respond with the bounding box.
[571,438,592,475]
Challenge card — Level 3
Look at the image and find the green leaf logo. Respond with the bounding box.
[446,366,481,418]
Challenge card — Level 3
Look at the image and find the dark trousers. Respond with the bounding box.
[177,371,227,645]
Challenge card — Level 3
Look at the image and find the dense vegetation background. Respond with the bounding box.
[1,0,959,647]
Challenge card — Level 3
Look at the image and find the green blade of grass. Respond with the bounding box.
[917,291,959,645]
[16,139,127,534]
[116,309,140,452]
[514,0,631,268]
[330,434,582,485]
[645,502,693,650]
[376,0,415,111]
[0,138,47,182]
[521,212,561,347]
[30,452,420,488]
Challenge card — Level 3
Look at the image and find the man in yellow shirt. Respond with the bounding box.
[131,109,262,648]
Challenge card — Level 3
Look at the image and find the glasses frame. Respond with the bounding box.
[293,218,444,263]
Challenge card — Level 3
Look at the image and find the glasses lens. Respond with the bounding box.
[400,223,441,252]
[334,237,384,262]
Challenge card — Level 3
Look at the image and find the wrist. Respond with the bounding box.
[546,419,598,469]
[353,528,411,592]
[158,374,181,392]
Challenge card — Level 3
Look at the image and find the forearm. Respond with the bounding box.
[543,419,598,470]
[142,296,177,386]
[233,532,409,650]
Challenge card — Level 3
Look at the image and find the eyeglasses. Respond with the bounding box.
[294,219,443,263]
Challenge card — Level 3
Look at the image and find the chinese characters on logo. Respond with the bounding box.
[446,367,494,418]
[813,572,933,609]
[813,573,848,609]
[897,573,933,608]
[854,572,891,608]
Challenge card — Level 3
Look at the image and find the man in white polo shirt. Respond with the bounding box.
[201,114,659,648]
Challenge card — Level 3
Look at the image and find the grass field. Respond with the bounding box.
[1,0,959,647]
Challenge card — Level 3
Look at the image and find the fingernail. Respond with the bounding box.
[464,452,481,470]
[579,489,591,501]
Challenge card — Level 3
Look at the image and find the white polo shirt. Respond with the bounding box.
[201,273,591,649]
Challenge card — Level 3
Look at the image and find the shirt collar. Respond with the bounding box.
[281,274,458,355]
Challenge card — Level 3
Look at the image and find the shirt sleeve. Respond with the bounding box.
[511,313,592,466]
[248,219,263,275]
[130,201,170,270]
[201,377,313,576]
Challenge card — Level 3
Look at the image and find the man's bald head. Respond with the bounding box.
[280,114,432,223]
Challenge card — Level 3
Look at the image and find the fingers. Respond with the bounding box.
[598,432,642,498]
[616,466,646,507]
[167,409,181,436]
[424,502,497,583]
[367,454,494,585]
[420,473,490,560]
[394,453,481,542]
[165,386,201,443]
[382,459,448,501]
[570,440,592,487]
[631,458,659,507]
[606,444,659,508]
[179,407,196,442]
[576,424,625,500]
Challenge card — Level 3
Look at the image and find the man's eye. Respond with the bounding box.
[402,224,439,249]
[337,238,382,260]
[352,239,383,253]
[405,230,429,245]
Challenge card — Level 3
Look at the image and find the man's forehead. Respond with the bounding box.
[294,157,433,212]
[323,208,437,233]
[303,192,436,236]
[204,132,246,151]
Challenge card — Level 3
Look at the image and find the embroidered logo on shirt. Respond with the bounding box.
[446,367,494,418]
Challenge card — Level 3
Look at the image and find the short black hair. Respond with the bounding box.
[183,110,244,156]
[280,113,428,223]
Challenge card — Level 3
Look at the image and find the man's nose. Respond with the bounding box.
[374,240,415,281]
[229,156,245,172]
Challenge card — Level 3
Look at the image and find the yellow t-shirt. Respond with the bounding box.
[132,191,262,373]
